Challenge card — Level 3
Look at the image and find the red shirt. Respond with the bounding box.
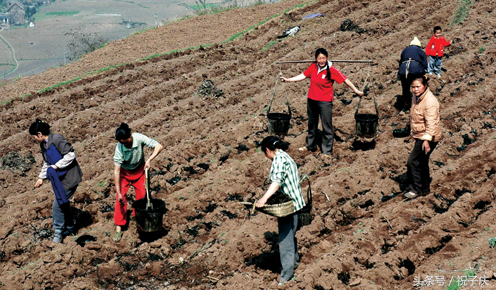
[303,63,347,102]
[425,36,451,57]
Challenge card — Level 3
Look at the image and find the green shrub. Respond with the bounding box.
[45,11,80,16]
[450,0,471,27]
[489,237,496,248]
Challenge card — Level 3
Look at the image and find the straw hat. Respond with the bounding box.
[410,37,421,47]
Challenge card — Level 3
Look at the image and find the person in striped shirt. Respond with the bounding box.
[256,136,305,286]
[113,123,164,241]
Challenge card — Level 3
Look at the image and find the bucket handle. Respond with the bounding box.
[299,174,312,206]
[267,72,291,117]
[145,168,153,210]
[354,83,379,118]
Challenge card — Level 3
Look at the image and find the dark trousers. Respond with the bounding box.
[278,213,299,283]
[307,99,333,155]
[400,75,412,111]
[407,139,438,194]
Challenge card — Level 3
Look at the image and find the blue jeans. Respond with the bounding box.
[427,56,443,76]
[278,213,299,283]
[52,185,77,231]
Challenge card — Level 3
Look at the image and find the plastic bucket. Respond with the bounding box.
[267,112,291,135]
[355,113,378,138]
[133,198,166,232]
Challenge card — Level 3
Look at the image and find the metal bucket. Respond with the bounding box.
[267,74,291,136]
[133,198,166,232]
[268,112,291,135]
[354,84,379,139]
[355,113,379,138]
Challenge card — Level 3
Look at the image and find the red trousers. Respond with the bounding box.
[114,165,146,226]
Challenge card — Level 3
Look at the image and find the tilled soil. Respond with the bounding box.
[1,0,496,289]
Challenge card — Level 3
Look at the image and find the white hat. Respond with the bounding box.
[410,37,421,47]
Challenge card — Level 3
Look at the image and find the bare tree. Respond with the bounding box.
[65,27,107,61]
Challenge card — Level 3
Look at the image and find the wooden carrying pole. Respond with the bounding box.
[275,60,374,64]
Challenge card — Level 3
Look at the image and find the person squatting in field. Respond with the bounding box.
[426,26,453,78]
[404,76,442,199]
[398,37,427,111]
[30,119,83,243]
[113,123,163,242]
[280,48,364,160]
[256,136,306,286]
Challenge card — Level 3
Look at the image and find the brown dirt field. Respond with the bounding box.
[1,0,496,289]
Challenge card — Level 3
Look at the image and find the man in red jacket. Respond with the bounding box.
[426,26,452,78]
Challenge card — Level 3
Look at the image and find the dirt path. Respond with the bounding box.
[0,32,18,78]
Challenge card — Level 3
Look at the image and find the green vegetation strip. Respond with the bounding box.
[34,63,127,94]
[450,0,471,27]
[18,58,65,61]
[188,3,222,11]
[38,77,82,93]
[23,0,315,99]
[260,39,279,52]
[45,11,81,16]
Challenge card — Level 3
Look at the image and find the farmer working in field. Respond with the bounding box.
[398,37,427,111]
[30,119,83,243]
[113,123,163,242]
[404,75,441,199]
[256,136,305,286]
[280,48,364,161]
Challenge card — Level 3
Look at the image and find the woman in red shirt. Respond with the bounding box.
[281,48,363,159]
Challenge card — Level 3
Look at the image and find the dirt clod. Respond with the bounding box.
[197,80,224,98]
[339,19,366,33]
[1,152,36,173]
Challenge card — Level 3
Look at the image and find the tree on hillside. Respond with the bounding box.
[24,5,36,22]
[65,27,108,61]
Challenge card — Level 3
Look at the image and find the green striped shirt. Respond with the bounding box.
[270,150,305,212]
[113,132,159,171]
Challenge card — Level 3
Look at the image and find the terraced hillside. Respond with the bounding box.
[0,0,495,289]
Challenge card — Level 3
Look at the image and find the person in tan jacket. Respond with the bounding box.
[404,75,441,199]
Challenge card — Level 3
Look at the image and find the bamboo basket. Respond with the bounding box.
[241,174,312,219]
[257,199,295,217]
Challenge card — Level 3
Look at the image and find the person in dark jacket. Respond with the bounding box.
[30,119,83,243]
[398,37,427,110]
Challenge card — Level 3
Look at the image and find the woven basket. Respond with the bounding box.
[242,174,312,218]
[257,199,295,217]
